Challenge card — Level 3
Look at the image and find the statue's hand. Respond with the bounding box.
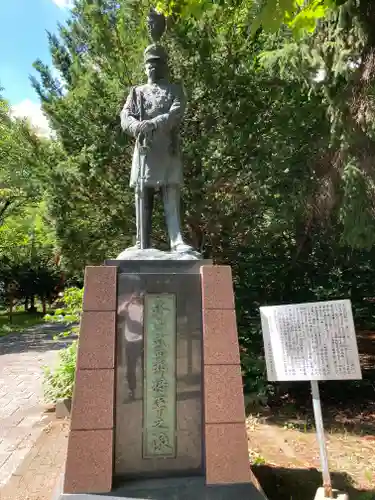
[138,120,156,136]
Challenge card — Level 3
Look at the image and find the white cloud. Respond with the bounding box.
[11,100,53,138]
[51,67,61,81]
[51,67,68,95]
[52,0,74,8]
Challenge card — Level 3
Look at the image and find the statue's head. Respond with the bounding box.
[144,44,168,83]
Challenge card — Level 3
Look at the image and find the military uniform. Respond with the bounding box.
[122,82,185,188]
[120,44,191,251]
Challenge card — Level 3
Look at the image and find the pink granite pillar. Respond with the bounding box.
[201,265,254,485]
[63,266,117,494]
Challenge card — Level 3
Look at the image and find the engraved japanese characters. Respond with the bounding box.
[143,294,176,458]
[260,300,362,382]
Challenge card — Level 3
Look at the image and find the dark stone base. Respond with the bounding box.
[54,476,267,500]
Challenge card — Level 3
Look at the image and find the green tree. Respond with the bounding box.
[0,90,63,314]
[31,0,375,276]
[29,1,152,269]
[257,1,375,247]
[0,201,61,313]
[156,0,347,36]
[0,92,57,223]
[32,0,375,398]
[31,0,334,264]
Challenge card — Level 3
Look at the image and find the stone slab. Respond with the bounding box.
[63,429,113,493]
[54,475,267,500]
[204,423,252,485]
[83,266,117,312]
[105,259,212,274]
[202,309,240,365]
[115,248,202,261]
[200,266,235,310]
[204,365,246,424]
[77,311,116,369]
[70,370,114,430]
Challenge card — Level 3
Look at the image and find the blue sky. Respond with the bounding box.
[0,0,71,134]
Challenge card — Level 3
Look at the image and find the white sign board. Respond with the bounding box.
[260,299,362,382]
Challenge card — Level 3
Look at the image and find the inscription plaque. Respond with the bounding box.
[115,268,203,477]
[143,293,177,458]
[260,299,362,382]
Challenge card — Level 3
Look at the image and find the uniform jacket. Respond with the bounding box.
[120,80,186,188]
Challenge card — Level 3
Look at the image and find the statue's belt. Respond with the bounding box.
[137,133,178,156]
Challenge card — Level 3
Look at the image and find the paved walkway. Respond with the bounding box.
[0,420,69,500]
[0,324,72,488]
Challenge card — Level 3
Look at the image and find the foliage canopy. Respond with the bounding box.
[2,0,375,398]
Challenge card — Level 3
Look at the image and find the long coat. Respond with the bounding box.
[120,81,186,188]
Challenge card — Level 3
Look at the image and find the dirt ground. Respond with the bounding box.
[1,329,374,500]
[1,413,374,500]
[247,409,375,500]
[248,328,375,500]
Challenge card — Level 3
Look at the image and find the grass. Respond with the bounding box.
[0,309,47,337]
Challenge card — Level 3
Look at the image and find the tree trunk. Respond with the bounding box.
[29,295,36,313]
[42,299,47,316]
[24,297,29,312]
[9,295,13,324]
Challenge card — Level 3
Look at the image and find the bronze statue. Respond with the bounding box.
[120,9,198,257]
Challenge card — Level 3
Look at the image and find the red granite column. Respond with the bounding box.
[63,266,117,494]
[201,265,253,485]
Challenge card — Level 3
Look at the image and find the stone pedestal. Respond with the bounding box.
[63,266,117,494]
[56,262,266,499]
[54,476,265,499]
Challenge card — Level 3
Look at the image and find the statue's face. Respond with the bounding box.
[145,60,166,82]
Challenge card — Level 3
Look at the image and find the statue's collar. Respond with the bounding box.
[148,78,169,86]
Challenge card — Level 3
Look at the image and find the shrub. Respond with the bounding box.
[241,348,273,402]
[43,340,78,403]
[44,286,83,337]
[42,287,83,403]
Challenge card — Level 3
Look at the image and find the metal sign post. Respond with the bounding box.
[260,299,362,500]
[310,380,332,499]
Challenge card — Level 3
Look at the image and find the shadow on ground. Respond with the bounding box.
[253,465,374,500]
[251,395,375,437]
[0,323,76,355]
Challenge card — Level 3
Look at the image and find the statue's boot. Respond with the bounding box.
[172,242,196,253]
[162,185,195,253]
[126,243,141,251]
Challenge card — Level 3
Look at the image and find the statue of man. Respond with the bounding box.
[120,44,194,254]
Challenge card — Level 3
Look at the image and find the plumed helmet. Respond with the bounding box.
[144,44,168,65]
[147,7,166,43]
